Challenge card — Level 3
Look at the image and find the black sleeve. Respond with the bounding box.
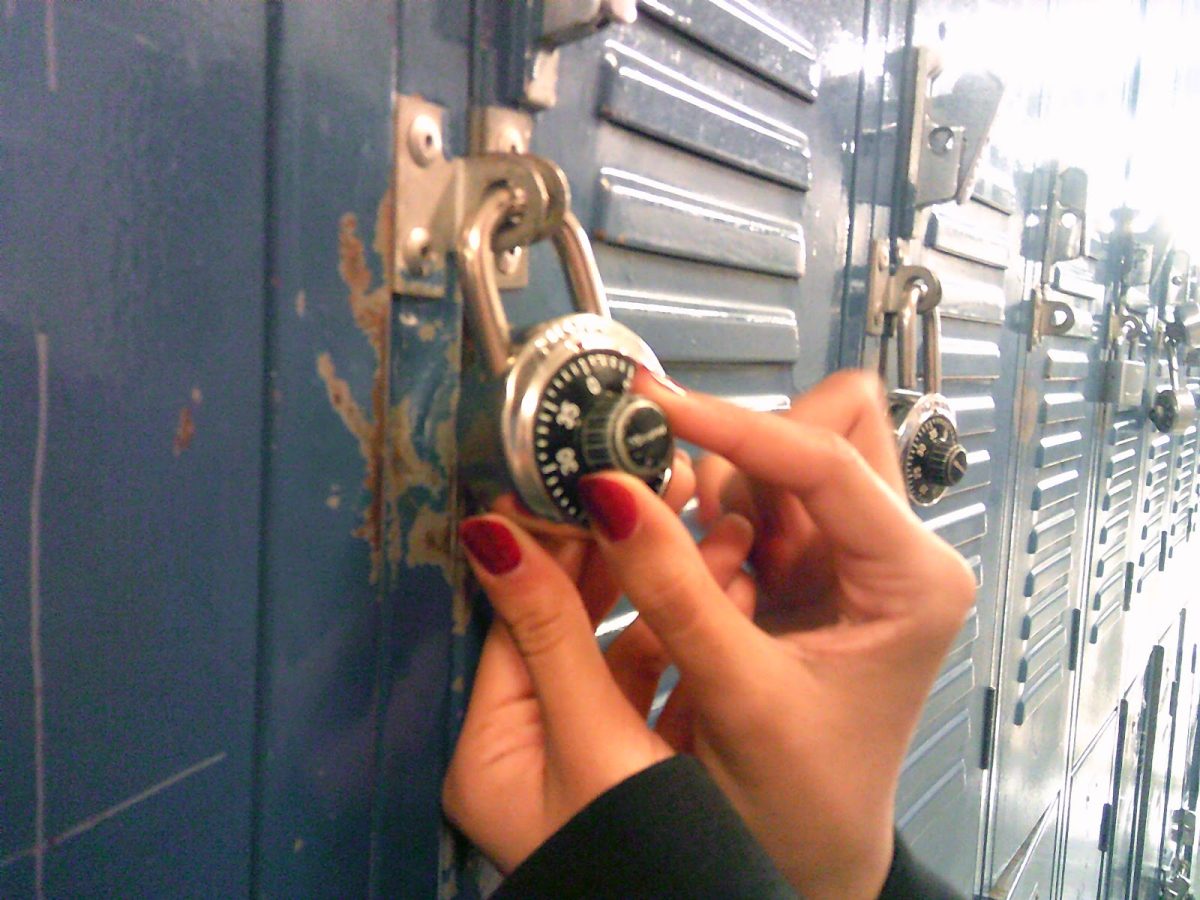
[878,834,964,900]
[492,755,798,899]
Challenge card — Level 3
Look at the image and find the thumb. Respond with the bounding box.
[459,516,632,745]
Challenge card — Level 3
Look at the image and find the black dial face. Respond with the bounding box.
[535,350,668,521]
[904,414,962,504]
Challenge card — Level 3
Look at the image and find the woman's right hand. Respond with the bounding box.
[589,369,977,900]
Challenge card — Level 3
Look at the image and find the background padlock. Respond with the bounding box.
[457,175,674,524]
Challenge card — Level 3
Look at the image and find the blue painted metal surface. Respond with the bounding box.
[7,2,1200,898]
[1,3,265,896]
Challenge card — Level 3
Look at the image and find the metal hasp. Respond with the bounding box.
[403,93,675,524]
[867,240,968,506]
[525,0,637,108]
[1022,164,1087,348]
[891,46,1004,238]
[1104,313,1149,410]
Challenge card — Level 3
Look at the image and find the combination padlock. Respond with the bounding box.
[878,265,969,506]
[1149,328,1199,435]
[458,161,674,524]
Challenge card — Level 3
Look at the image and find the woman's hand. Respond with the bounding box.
[592,369,977,900]
[441,455,703,873]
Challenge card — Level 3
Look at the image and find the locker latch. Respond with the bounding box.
[866,241,968,506]
[526,0,637,108]
[394,95,676,523]
[891,46,1004,238]
[1022,164,1087,348]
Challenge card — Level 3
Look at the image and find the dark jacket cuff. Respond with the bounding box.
[493,755,797,899]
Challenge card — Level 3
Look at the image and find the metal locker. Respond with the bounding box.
[1110,646,1166,900]
[1061,708,1122,900]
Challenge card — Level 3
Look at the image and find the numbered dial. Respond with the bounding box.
[1149,387,1199,435]
[534,350,673,522]
[891,391,967,507]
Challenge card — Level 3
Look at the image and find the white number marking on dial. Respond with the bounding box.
[556,447,580,476]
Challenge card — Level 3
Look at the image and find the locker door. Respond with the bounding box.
[1110,646,1166,900]
[1061,709,1122,900]
[1140,614,1186,897]
[0,7,268,897]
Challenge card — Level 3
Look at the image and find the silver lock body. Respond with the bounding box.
[456,162,674,524]
[1105,357,1147,410]
[501,313,671,522]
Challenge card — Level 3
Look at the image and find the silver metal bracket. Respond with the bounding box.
[1021,164,1088,272]
[865,240,943,338]
[890,47,1003,236]
[1028,285,1076,349]
[392,95,554,298]
[524,0,636,109]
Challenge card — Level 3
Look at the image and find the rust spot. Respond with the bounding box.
[417,321,438,342]
[295,289,307,318]
[173,406,195,457]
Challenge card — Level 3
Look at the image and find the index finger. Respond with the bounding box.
[633,367,922,560]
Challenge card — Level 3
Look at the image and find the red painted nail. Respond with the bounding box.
[634,363,687,397]
[459,518,521,575]
[578,477,639,541]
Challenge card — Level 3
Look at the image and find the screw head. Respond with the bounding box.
[403,227,434,275]
[408,113,442,167]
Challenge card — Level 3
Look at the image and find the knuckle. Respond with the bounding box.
[505,600,572,660]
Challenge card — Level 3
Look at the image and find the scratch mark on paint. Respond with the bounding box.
[29,333,48,899]
[44,0,56,92]
[2,752,227,868]
[295,289,307,318]
[172,406,195,456]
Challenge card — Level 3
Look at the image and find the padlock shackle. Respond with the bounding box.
[553,211,610,319]
[461,187,519,377]
[896,290,918,391]
[461,188,613,377]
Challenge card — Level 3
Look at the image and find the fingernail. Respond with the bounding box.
[634,363,687,397]
[459,518,521,575]
[578,477,639,541]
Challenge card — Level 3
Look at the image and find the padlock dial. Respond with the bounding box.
[1149,386,1198,435]
[891,391,967,506]
[533,349,672,521]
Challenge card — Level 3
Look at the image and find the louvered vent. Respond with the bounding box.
[1089,415,1141,646]
[1013,347,1090,726]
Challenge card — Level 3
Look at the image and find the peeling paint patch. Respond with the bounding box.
[406,504,452,571]
[318,205,390,582]
[172,406,195,457]
[295,289,307,318]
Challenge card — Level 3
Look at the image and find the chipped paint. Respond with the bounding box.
[295,289,307,318]
[319,192,462,583]
[293,838,305,854]
[190,386,203,405]
[325,484,342,510]
[173,406,195,456]
[406,504,452,571]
